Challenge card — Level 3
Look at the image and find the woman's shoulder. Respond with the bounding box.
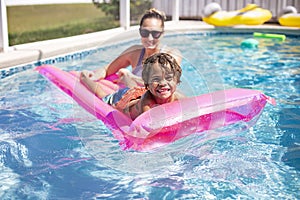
[125,45,144,53]
[119,45,144,61]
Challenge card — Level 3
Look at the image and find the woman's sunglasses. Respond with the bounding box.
[139,29,163,39]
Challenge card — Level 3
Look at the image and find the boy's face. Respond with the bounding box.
[146,62,177,102]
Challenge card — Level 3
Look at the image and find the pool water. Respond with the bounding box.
[0,32,299,199]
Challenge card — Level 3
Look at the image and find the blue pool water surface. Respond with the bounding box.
[0,32,299,199]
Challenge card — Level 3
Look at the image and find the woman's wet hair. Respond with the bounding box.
[140,8,166,28]
[142,53,182,88]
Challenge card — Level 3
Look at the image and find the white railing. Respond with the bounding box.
[0,0,111,52]
[1,0,300,52]
[0,0,179,52]
[0,0,135,52]
[0,0,9,52]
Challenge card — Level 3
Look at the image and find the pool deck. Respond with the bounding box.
[0,20,299,69]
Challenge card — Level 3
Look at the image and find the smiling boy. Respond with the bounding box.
[80,53,184,120]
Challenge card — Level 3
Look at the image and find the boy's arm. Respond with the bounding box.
[141,91,157,112]
[124,91,154,119]
[122,99,143,120]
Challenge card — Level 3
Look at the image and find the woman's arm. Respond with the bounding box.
[89,45,142,80]
[80,71,107,98]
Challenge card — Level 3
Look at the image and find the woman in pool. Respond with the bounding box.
[80,53,184,120]
[82,8,182,88]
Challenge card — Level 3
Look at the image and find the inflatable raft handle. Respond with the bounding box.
[253,32,286,41]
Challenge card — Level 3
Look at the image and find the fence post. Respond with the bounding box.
[172,0,179,21]
[120,0,130,29]
[0,0,9,52]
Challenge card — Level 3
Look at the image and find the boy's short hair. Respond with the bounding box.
[142,53,182,88]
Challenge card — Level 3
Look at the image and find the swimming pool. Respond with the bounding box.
[0,31,299,199]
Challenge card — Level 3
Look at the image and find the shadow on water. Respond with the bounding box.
[279,108,300,170]
[279,74,300,170]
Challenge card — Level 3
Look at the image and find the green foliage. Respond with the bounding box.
[7,4,119,45]
[9,16,119,45]
[93,0,152,22]
[7,1,153,45]
[131,0,152,23]
[94,0,120,20]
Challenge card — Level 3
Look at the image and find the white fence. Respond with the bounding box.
[1,0,300,52]
[153,0,300,19]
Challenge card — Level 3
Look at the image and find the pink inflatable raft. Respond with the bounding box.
[36,65,275,151]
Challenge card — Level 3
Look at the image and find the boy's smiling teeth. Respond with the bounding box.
[157,88,170,93]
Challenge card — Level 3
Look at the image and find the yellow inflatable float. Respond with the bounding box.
[203,3,272,26]
[278,6,300,27]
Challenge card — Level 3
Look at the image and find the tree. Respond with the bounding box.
[93,0,152,22]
